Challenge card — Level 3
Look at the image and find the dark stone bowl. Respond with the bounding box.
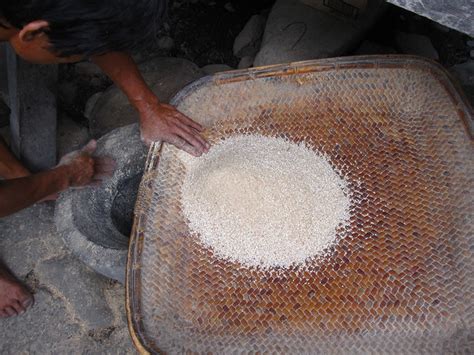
[55,124,147,283]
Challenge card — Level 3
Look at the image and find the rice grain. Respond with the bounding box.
[179,134,351,269]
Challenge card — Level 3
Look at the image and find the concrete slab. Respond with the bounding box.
[0,204,134,353]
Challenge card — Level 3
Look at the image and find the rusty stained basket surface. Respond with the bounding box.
[127,56,474,354]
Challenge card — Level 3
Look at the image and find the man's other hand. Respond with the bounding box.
[139,102,210,157]
[58,140,116,188]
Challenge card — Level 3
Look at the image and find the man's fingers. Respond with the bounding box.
[94,157,116,173]
[176,122,209,152]
[84,180,104,188]
[93,156,116,181]
[81,140,97,154]
[175,129,209,156]
[12,300,26,315]
[4,306,16,317]
[176,112,203,132]
[169,136,200,157]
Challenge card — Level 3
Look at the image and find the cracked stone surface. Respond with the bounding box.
[0,204,134,353]
[387,0,474,37]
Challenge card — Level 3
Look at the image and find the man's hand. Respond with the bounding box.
[0,140,115,218]
[91,53,210,156]
[58,140,116,188]
[139,102,210,156]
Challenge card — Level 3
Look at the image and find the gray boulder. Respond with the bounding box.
[233,15,266,58]
[89,57,205,138]
[254,0,386,67]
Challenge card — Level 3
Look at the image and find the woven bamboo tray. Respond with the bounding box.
[127,56,473,354]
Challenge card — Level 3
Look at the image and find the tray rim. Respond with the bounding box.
[126,55,474,354]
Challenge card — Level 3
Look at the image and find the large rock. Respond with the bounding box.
[233,15,266,58]
[89,57,205,138]
[254,0,386,67]
[387,0,474,37]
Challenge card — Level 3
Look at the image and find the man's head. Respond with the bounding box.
[0,0,167,64]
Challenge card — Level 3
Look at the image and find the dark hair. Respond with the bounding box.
[0,0,167,57]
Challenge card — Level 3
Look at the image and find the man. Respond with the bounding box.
[0,0,209,318]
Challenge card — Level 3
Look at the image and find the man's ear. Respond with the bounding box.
[18,20,49,42]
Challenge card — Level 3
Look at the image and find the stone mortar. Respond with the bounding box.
[55,124,147,283]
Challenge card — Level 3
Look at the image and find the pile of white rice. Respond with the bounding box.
[179,134,351,269]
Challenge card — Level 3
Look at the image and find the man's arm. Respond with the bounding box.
[91,52,209,156]
[0,166,70,217]
[0,140,114,218]
[0,137,29,179]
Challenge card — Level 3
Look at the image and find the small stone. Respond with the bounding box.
[395,32,439,60]
[233,15,266,58]
[201,64,233,75]
[238,56,255,69]
[224,2,235,12]
[157,36,175,50]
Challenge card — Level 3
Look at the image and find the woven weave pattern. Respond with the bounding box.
[127,57,473,354]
